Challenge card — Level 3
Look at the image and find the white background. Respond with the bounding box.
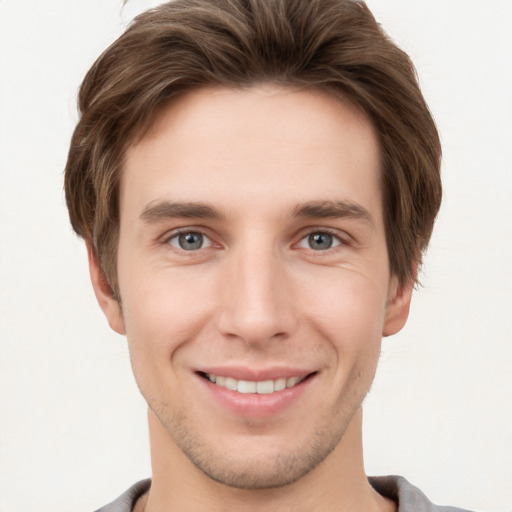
[0,1,511,511]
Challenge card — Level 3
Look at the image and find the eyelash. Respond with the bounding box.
[165,229,215,252]
[162,227,350,254]
[295,228,349,253]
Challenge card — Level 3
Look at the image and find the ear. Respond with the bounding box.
[382,267,416,338]
[87,244,126,335]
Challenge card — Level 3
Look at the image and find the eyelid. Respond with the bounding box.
[298,232,341,250]
[294,227,352,251]
[162,226,217,251]
[159,225,353,252]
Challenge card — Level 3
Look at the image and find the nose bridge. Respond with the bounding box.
[216,234,296,343]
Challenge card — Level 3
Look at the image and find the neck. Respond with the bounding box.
[141,408,396,512]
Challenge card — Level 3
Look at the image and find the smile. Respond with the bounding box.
[204,373,307,394]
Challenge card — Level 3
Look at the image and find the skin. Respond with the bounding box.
[89,85,413,512]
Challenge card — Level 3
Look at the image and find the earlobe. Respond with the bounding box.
[382,271,416,338]
[87,244,126,335]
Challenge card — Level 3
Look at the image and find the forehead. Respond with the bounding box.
[122,85,382,222]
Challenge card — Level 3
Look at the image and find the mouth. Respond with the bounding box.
[198,371,315,395]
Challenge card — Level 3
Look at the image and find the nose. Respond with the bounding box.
[216,241,298,345]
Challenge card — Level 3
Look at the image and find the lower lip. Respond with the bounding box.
[199,374,314,418]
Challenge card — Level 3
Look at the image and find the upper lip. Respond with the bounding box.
[196,366,316,381]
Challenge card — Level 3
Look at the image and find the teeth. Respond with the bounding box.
[225,377,237,391]
[205,373,305,394]
[274,378,287,391]
[287,376,300,387]
[256,380,274,394]
[238,380,256,393]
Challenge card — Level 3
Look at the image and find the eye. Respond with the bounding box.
[298,231,341,251]
[167,231,212,251]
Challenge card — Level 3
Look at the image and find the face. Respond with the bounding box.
[90,85,412,489]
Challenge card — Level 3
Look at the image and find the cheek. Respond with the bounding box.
[298,268,389,384]
[118,268,218,405]
[301,268,389,338]
[119,263,218,351]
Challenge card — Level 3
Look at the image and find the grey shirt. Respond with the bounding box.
[94,476,473,511]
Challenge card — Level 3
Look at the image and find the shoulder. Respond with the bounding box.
[369,475,474,512]
[94,476,474,512]
[93,479,151,512]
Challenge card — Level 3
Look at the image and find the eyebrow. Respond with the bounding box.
[139,199,374,228]
[140,200,225,222]
[290,200,375,228]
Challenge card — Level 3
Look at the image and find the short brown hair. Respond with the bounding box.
[64,0,442,296]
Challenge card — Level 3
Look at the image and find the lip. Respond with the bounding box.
[195,367,317,418]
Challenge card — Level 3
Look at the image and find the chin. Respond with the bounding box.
[191,449,330,490]
[161,412,351,490]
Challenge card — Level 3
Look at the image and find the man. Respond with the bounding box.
[64,0,469,510]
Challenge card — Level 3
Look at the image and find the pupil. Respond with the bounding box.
[179,232,203,250]
[309,233,332,250]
